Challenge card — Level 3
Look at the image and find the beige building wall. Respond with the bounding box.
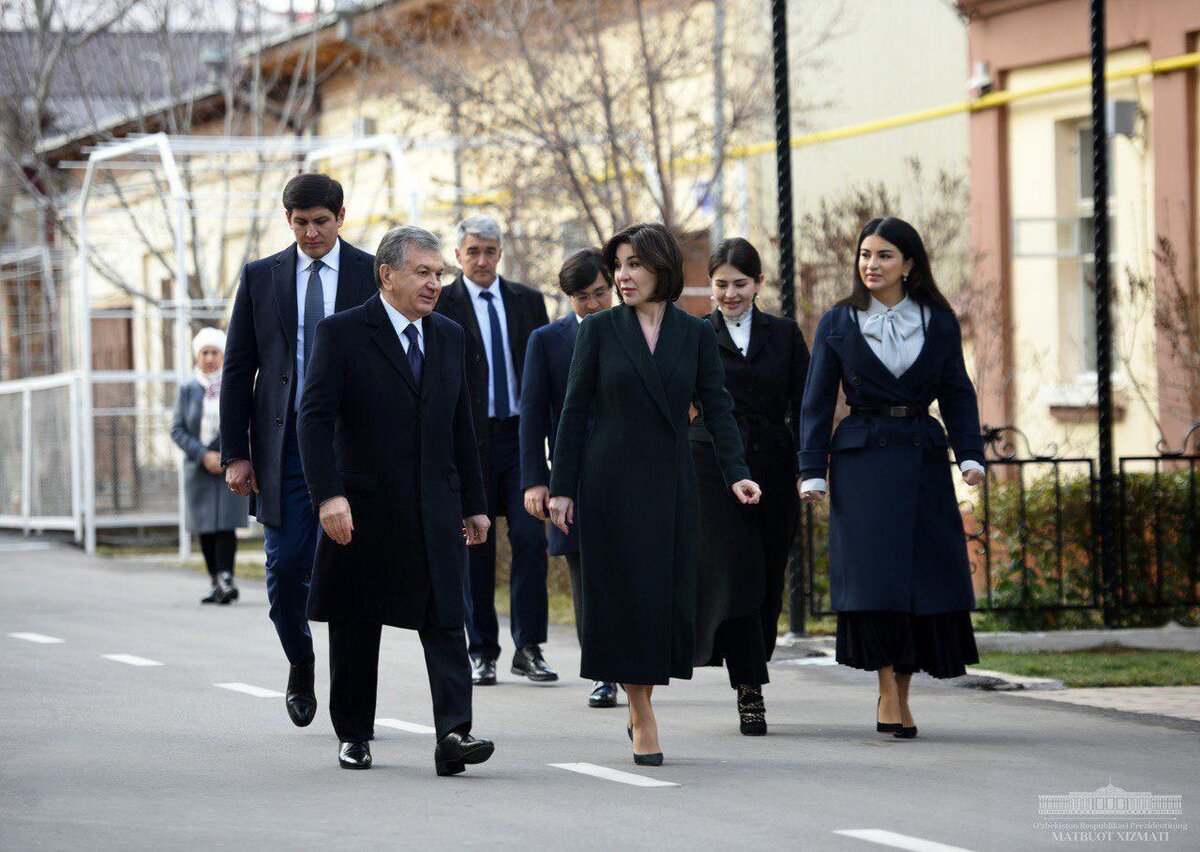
[1006,48,1161,458]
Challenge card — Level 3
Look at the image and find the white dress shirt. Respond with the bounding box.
[380,296,425,355]
[722,306,753,355]
[295,238,341,383]
[464,276,521,418]
[801,296,984,493]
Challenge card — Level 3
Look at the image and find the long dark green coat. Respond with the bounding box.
[550,303,750,684]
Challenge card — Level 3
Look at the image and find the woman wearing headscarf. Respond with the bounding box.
[171,326,249,604]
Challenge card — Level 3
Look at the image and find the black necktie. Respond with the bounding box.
[403,323,423,385]
[478,289,510,418]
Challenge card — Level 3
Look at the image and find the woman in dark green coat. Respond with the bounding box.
[549,223,760,767]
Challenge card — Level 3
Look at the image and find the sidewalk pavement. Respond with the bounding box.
[1001,686,1200,724]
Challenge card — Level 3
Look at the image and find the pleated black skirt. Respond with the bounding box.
[835,610,979,679]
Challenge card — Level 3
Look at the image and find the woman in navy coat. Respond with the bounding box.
[798,217,985,739]
[548,223,761,766]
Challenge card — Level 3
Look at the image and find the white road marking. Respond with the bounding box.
[834,829,975,852]
[8,632,64,644]
[549,762,678,788]
[375,718,436,734]
[102,653,164,667]
[214,682,284,698]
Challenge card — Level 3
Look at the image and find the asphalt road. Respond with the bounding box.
[2,538,1196,850]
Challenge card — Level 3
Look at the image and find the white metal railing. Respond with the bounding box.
[0,372,82,537]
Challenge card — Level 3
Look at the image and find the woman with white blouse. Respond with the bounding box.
[797,217,985,739]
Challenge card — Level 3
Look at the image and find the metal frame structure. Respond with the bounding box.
[68,132,417,556]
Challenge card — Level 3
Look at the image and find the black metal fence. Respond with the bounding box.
[791,422,1200,631]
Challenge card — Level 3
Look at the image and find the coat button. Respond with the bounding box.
[474,354,482,363]
[851,376,862,386]
[282,375,288,384]
[275,417,283,426]
[913,438,921,447]
[877,438,887,447]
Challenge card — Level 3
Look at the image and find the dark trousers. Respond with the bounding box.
[464,420,548,660]
[328,612,473,743]
[564,551,584,645]
[198,530,237,578]
[712,610,770,688]
[261,420,316,666]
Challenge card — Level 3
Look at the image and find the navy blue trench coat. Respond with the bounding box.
[798,304,984,615]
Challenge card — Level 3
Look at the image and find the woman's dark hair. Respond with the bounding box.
[558,247,610,296]
[839,217,953,313]
[707,237,762,280]
[282,173,344,215]
[602,222,684,303]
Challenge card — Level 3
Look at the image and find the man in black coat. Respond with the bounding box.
[297,225,495,774]
[220,174,376,728]
[433,215,553,686]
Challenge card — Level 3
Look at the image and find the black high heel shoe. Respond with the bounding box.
[629,720,663,766]
[876,697,902,734]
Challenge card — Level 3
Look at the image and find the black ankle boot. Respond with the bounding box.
[200,578,221,604]
[214,571,237,604]
[737,685,767,736]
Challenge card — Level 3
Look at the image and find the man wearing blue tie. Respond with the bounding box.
[434,215,552,686]
[220,174,376,727]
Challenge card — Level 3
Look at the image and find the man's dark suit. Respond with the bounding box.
[298,294,486,742]
[434,274,550,662]
[220,239,375,665]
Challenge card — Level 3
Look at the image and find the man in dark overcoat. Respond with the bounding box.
[220,174,376,727]
[433,215,554,686]
[518,247,616,708]
[298,225,495,775]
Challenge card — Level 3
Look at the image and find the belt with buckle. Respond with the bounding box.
[850,405,928,418]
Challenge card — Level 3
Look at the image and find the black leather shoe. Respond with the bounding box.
[286,660,317,727]
[200,581,220,605]
[511,645,558,682]
[434,731,494,776]
[338,741,371,769]
[588,681,618,708]
[472,657,497,686]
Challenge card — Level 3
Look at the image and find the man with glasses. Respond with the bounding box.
[519,248,617,707]
[434,215,553,686]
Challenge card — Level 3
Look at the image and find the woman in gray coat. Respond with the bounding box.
[171,327,249,604]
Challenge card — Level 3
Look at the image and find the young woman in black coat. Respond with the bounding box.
[798,217,985,739]
[548,223,761,766]
[691,238,809,735]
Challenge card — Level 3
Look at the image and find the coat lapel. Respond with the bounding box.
[828,306,918,402]
[612,304,673,427]
[898,303,941,389]
[745,307,771,362]
[420,314,441,401]
[709,311,742,359]
[334,241,370,312]
[444,276,484,353]
[272,245,299,350]
[653,303,687,387]
[366,295,419,396]
[499,278,524,377]
[557,312,579,349]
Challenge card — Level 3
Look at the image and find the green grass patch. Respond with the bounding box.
[977,646,1200,688]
